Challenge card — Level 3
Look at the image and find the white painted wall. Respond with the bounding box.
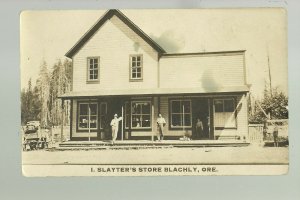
[214,94,248,139]
[72,16,159,92]
[159,53,245,89]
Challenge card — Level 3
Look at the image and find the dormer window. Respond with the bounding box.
[130,55,143,81]
[87,57,99,82]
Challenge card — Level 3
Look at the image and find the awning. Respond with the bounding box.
[59,85,250,99]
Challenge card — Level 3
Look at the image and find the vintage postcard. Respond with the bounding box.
[20,9,288,176]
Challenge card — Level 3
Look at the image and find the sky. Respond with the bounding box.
[20,9,288,97]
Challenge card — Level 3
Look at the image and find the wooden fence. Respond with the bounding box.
[49,126,70,142]
[248,124,264,143]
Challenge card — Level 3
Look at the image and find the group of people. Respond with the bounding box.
[110,113,206,143]
[109,113,167,143]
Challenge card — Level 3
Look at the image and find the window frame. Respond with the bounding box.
[213,98,237,129]
[99,102,107,129]
[169,99,192,129]
[214,98,235,113]
[87,57,100,83]
[124,101,130,129]
[77,101,99,131]
[130,100,152,130]
[129,54,143,81]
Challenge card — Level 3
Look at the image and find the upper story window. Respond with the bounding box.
[130,55,143,81]
[87,57,99,82]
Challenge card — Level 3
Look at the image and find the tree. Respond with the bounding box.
[21,78,41,124]
[21,59,72,127]
[36,61,50,127]
[49,59,72,126]
[249,88,288,123]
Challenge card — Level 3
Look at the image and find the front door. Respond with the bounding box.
[192,98,210,139]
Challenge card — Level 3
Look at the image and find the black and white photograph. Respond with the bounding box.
[20,8,288,176]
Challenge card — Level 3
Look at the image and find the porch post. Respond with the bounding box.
[182,103,185,135]
[121,105,124,141]
[209,98,214,140]
[60,99,64,142]
[97,98,101,140]
[151,98,154,142]
[88,99,91,141]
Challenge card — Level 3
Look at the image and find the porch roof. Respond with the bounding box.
[59,85,250,99]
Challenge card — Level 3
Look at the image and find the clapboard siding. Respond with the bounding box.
[72,16,159,92]
[159,54,245,89]
[237,94,248,138]
[214,94,248,139]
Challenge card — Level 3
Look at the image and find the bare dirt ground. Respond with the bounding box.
[22,144,288,165]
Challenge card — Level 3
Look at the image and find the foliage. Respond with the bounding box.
[249,88,288,123]
[21,79,41,125]
[36,61,50,127]
[21,59,72,126]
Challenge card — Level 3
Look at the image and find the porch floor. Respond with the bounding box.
[57,139,250,150]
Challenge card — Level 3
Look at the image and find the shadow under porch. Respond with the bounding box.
[61,92,247,142]
[66,96,213,141]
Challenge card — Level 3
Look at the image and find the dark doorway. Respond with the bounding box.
[107,98,124,140]
[192,98,210,139]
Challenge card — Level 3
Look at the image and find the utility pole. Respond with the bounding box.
[267,54,273,98]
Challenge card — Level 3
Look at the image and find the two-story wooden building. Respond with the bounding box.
[60,9,250,141]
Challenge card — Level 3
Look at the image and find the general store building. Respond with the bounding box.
[60,9,250,141]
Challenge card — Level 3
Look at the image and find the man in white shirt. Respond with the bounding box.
[156,113,166,141]
[110,114,122,144]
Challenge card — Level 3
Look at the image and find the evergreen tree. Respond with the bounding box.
[249,87,288,123]
[36,61,50,127]
[21,59,72,127]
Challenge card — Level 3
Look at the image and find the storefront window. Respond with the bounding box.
[170,100,192,128]
[131,101,151,128]
[78,102,98,130]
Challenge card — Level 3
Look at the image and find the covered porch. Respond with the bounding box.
[59,86,249,142]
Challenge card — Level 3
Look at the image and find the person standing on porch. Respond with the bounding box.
[110,114,122,144]
[156,113,166,141]
[195,118,203,139]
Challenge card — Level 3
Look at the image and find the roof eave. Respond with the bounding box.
[65,9,166,59]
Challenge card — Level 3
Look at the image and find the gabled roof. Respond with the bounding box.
[65,9,166,58]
